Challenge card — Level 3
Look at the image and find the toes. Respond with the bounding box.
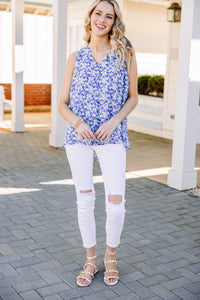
[106,278,117,285]
[77,278,87,286]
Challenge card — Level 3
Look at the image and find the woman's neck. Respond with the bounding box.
[89,35,111,53]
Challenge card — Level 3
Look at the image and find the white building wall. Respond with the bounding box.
[125,1,168,75]
[125,1,168,137]
[163,22,180,139]
[0,12,52,83]
[24,14,53,83]
[0,12,12,83]
[125,1,168,54]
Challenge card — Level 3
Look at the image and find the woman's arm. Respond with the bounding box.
[95,49,138,141]
[58,51,96,140]
[58,51,78,124]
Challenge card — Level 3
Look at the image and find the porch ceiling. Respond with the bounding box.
[0,0,52,16]
[0,0,181,15]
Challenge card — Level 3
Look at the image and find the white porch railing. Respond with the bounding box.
[0,85,12,122]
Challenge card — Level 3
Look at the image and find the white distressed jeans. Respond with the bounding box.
[65,143,126,248]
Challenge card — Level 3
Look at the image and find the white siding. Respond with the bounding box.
[0,12,12,83]
[125,1,168,54]
[0,12,52,83]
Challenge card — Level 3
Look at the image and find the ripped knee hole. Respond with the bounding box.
[108,195,122,204]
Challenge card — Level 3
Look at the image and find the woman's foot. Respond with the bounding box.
[77,255,98,287]
[103,249,119,286]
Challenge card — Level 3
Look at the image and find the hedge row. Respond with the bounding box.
[138,75,164,98]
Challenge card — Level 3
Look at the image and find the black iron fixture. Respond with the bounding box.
[167,2,181,22]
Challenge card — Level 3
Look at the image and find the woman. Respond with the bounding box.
[58,0,138,287]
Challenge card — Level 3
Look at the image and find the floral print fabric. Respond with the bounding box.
[63,45,130,150]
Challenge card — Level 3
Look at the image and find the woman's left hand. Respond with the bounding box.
[95,118,118,142]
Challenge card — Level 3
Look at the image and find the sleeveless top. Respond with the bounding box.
[63,45,130,150]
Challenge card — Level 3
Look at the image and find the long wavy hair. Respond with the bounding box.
[83,0,133,69]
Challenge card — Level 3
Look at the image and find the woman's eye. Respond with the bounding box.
[96,12,100,15]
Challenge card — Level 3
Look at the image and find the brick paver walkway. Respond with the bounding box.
[0,131,200,300]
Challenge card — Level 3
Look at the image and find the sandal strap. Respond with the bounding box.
[86,255,96,259]
[80,270,94,278]
[84,262,97,270]
[105,275,119,279]
[105,269,119,273]
[106,250,116,255]
[105,260,117,264]
[77,275,91,283]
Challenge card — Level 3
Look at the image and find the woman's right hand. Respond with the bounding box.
[76,122,97,140]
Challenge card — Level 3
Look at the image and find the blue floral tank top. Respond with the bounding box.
[63,45,130,150]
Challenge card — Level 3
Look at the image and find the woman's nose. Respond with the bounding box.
[99,15,106,23]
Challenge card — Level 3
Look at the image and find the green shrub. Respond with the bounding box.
[138,75,164,97]
[138,75,151,95]
[147,75,164,97]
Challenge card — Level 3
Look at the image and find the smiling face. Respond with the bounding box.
[90,1,115,38]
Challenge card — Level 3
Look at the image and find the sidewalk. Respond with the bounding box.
[0,114,200,299]
[1,112,200,186]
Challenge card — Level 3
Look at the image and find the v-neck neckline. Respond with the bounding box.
[87,45,112,66]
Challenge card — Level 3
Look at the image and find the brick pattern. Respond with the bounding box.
[24,84,51,106]
[0,130,200,299]
[0,83,11,100]
[0,84,51,106]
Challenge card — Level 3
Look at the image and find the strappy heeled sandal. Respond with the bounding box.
[103,250,119,286]
[76,255,98,287]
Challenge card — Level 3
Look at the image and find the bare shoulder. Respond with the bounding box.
[70,50,77,60]
[125,47,133,58]
[125,47,136,62]
[67,51,77,66]
[125,48,137,73]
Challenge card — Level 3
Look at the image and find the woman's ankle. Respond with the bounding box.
[85,246,96,260]
[106,246,116,256]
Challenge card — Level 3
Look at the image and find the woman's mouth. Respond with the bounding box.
[96,24,106,30]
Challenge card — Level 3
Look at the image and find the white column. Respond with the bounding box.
[49,0,67,147]
[11,0,25,132]
[168,0,200,190]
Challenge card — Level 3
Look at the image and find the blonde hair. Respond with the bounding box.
[83,0,133,69]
